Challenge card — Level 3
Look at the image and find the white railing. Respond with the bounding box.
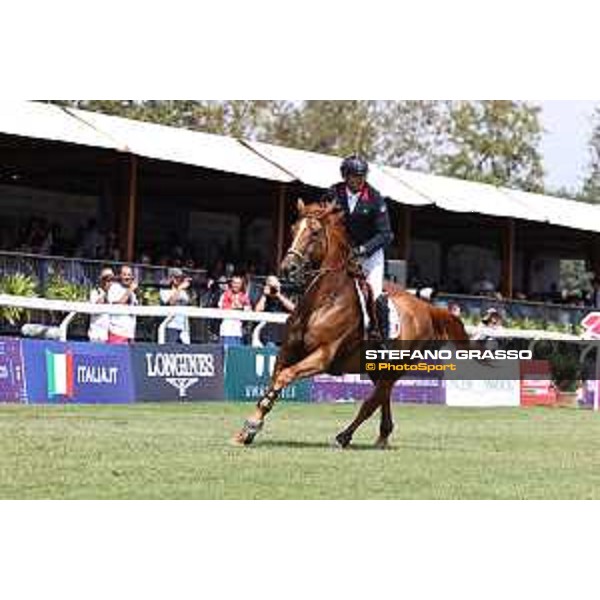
[0,293,589,343]
[0,294,289,344]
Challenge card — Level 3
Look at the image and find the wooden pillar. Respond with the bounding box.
[397,205,412,260]
[275,183,286,272]
[522,251,533,296]
[590,236,600,278]
[125,154,138,263]
[501,218,515,299]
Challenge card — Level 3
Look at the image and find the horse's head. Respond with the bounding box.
[281,199,347,284]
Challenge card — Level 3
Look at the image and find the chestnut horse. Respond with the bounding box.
[234,200,469,448]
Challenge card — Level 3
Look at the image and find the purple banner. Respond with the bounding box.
[0,337,26,403]
[310,374,445,404]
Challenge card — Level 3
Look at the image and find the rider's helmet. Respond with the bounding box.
[340,154,369,179]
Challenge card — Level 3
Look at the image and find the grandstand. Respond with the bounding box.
[0,100,599,329]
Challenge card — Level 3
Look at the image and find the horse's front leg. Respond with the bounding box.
[233,346,334,446]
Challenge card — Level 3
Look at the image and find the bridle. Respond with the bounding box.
[284,212,350,288]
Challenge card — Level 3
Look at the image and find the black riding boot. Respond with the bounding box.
[375,294,390,341]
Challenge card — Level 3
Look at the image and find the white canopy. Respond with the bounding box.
[1,101,599,233]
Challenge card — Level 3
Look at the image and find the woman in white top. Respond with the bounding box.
[88,268,114,343]
[107,265,139,344]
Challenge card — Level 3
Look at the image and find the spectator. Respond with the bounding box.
[218,275,251,346]
[104,231,121,262]
[159,268,191,344]
[81,219,103,259]
[591,277,600,309]
[107,265,138,344]
[206,275,228,308]
[88,267,114,343]
[472,307,504,341]
[471,273,496,296]
[447,301,462,318]
[254,275,295,347]
[481,307,503,328]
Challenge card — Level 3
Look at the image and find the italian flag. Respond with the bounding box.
[46,350,74,398]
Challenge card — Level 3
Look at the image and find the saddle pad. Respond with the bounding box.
[388,300,401,338]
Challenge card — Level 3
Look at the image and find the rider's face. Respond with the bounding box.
[346,174,365,194]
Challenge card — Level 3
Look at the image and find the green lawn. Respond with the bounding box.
[1,402,599,499]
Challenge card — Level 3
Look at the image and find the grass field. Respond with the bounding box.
[1,402,599,499]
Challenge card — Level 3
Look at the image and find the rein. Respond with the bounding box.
[285,215,352,289]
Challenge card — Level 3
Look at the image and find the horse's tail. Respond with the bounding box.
[429,307,470,349]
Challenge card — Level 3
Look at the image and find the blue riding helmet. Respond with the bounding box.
[340,155,369,179]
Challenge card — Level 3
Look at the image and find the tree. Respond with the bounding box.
[52,100,278,138]
[440,101,545,192]
[372,100,451,171]
[581,106,600,204]
[263,101,379,158]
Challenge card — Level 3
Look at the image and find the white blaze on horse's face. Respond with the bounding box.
[282,213,326,279]
[289,217,310,257]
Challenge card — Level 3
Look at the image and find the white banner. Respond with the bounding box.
[445,359,521,407]
[446,378,521,407]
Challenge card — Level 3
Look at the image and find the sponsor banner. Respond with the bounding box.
[132,344,224,401]
[310,374,445,404]
[22,339,134,404]
[445,357,520,407]
[0,337,26,403]
[520,360,557,406]
[446,378,521,407]
[224,346,310,402]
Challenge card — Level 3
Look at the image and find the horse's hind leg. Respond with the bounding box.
[375,381,395,449]
[335,379,394,449]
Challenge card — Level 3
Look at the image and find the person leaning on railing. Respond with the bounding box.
[218,275,251,347]
[159,268,191,344]
[106,265,138,344]
[254,275,295,347]
[88,267,114,343]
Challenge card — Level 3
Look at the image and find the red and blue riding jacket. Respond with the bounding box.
[322,182,394,257]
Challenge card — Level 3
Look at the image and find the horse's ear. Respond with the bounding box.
[297,198,305,214]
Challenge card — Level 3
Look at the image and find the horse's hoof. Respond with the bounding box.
[334,431,352,449]
[232,420,263,446]
[374,437,391,450]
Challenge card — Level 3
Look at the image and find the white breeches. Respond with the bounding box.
[359,249,384,298]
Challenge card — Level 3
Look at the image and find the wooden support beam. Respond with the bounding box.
[501,218,515,298]
[275,184,286,272]
[125,155,138,263]
[397,205,412,260]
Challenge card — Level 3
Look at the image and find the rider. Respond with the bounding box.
[322,154,394,339]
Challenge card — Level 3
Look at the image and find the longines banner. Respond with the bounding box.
[22,339,134,404]
[131,343,224,401]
